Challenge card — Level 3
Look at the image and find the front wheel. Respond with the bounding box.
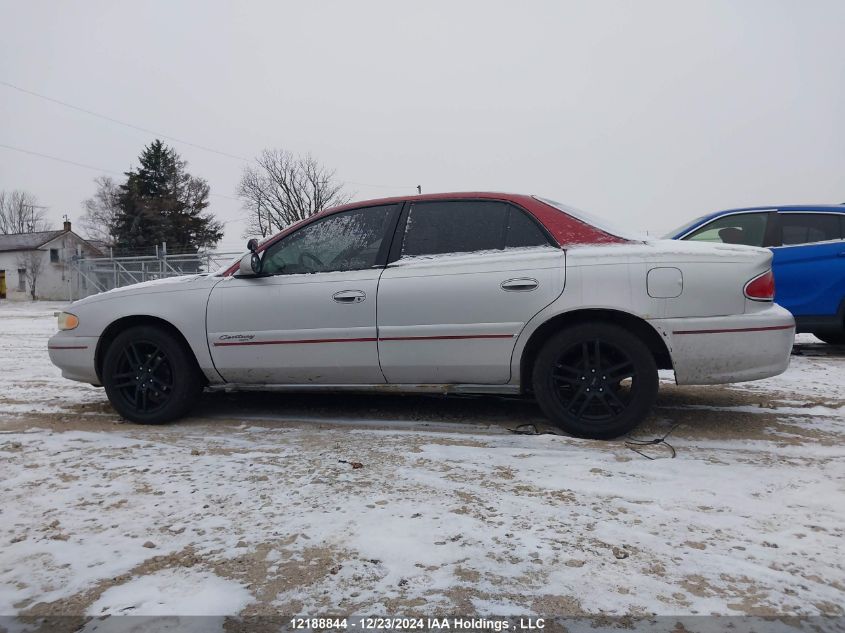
[532,324,659,439]
[102,325,203,424]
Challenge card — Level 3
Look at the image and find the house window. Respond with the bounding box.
[17,269,26,292]
[50,248,60,263]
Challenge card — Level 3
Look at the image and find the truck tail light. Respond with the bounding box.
[744,270,775,302]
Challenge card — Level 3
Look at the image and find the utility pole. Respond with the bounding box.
[22,203,48,233]
[417,185,421,195]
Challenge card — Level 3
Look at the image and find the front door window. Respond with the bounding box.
[262,205,395,274]
[686,213,769,246]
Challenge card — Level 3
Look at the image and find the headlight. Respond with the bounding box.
[56,312,79,331]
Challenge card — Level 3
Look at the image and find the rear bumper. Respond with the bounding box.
[48,333,100,385]
[649,304,795,385]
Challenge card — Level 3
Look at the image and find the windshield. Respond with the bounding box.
[534,197,647,241]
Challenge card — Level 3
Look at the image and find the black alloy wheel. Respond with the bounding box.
[552,339,636,420]
[533,323,658,439]
[102,325,202,424]
[111,340,174,414]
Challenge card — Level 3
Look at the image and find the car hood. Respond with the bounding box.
[69,274,221,308]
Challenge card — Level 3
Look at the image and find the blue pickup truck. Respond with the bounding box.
[668,205,845,344]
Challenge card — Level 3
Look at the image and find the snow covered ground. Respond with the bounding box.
[0,301,843,626]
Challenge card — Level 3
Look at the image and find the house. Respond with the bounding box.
[0,220,102,301]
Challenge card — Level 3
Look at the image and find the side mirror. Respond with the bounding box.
[235,251,263,277]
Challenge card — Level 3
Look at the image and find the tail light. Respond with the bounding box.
[744,270,775,302]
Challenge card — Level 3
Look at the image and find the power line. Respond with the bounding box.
[0,142,124,176]
[1,79,419,191]
[0,79,251,162]
[345,180,417,190]
[0,142,242,203]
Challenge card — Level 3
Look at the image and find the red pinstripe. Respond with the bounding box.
[672,324,794,335]
[380,334,514,342]
[214,337,378,347]
[212,333,514,347]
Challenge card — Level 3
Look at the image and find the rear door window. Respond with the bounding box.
[685,213,768,247]
[504,206,550,248]
[779,213,842,245]
[400,200,550,257]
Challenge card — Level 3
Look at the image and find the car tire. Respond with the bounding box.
[813,331,845,345]
[102,325,203,424]
[532,323,658,439]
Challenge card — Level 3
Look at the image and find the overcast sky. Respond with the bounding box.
[1,0,843,250]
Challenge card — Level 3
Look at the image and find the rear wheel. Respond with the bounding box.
[532,324,658,439]
[813,331,845,345]
[102,325,203,424]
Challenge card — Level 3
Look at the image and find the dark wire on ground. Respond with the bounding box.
[508,422,681,460]
[623,423,681,460]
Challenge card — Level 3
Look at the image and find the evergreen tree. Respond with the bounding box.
[112,140,223,253]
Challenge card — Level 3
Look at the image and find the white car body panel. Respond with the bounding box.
[650,307,795,384]
[48,274,223,386]
[507,241,793,386]
[377,247,565,383]
[206,269,384,384]
[49,239,794,393]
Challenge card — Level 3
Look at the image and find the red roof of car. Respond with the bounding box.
[224,192,627,275]
[328,191,535,211]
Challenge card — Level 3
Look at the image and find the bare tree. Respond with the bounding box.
[80,176,120,244]
[16,251,44,300]
[237,149,351,238]
[0,190,49,234]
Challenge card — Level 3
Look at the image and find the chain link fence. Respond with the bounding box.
[69,245,242,298]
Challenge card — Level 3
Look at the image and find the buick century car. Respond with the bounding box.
[49,193,794,439]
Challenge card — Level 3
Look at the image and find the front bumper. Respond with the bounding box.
[649,304,795,385]
[48,333,100,385]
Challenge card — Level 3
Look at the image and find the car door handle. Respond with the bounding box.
[501,278,539,292]
[332,289,366,303]
[838,251,845,257]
